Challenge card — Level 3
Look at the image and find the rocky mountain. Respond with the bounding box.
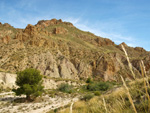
[0,19,149,81]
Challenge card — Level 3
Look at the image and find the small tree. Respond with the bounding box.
[13,68,44,101]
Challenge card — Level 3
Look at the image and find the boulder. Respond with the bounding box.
[0,72,17,89]
[95,37,115,46]
[58,57,78,79]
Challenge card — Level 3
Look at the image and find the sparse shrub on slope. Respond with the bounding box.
[82,93,94,101]
[87,81,109,91]
[94,91,101,96]
[58,83,73,93]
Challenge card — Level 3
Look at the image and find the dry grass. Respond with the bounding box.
[141,60,149,87]
[57,76,150,113]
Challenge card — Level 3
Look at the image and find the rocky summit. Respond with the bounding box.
[0,19,150,81]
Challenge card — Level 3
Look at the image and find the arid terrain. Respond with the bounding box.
[0,19,150,113]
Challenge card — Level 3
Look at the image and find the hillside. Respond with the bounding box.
[0,19,150,113]
[0,19,150,82]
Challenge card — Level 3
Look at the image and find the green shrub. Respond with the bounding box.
[94,91,101,96]
[54,108,58,113]
[58,83,73,93]
[86,77,92,83]
[82,93,94,101]
[87,81,109,91]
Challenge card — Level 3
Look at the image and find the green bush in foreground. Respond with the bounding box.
[12,68,44,101]
[87,81,109,91]
[58,83,73,93]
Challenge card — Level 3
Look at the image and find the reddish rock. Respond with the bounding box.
[2,35,11,44]
[63,22,74,26]
[36,19,74,28]
[95,37,115,46]
[24,24,37,35]
[134,47,146,52]
[3,23,12,27]
[120,42,127,47]
[36,19,62,27]
[58,19,62,22]
[144,55,150,73]
[53,27,68,34]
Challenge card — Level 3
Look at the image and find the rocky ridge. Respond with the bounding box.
[0,19,149,82]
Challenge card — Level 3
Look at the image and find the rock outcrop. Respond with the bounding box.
[3,23,12,27]
[36,19,62,27]
[95,37,115,46]
[54,27,68,34]
[134,47,146,53]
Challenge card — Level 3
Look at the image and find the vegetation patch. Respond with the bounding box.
[58,83,74,94]
[87,81,109,91]
[81,93,94,101]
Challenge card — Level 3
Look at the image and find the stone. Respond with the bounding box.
[53,27,68,34]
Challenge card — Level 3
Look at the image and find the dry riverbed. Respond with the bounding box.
[0,92,79,113]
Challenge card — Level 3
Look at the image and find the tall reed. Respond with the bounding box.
[140,62,150,112]
[70,101,74,113]
[141,60,149,87]
[103,97,108,113]
[121,44,135,79]
[120,75,137,113]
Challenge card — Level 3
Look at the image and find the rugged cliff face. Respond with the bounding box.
[0,19,149,81]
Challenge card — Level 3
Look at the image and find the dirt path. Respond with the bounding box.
[0,91,14,96]
[0,92,79,113]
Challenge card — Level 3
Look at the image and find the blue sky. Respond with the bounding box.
[0,0,150,51]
